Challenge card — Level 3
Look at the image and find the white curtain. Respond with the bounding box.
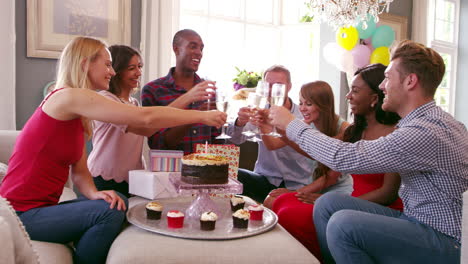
[0,1,15,130]
[412,0,430,44]
[140,0,180,86]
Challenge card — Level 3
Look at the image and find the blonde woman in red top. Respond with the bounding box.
[0,36,225,264]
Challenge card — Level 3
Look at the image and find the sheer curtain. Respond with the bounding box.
[412,0,429,44]
[0,1,16,130]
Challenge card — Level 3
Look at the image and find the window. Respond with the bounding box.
[178,0,320,103]
[429,0,459,114]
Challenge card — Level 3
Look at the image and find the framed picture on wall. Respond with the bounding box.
[27,0,131,59]
[378,12,409,42]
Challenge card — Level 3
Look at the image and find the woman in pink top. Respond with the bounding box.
[0,37,226,264]
[87,45,150,197]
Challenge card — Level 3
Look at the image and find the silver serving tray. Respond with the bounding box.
[127,196,278,240]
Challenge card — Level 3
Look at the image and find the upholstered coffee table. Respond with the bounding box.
[106,197,319,264]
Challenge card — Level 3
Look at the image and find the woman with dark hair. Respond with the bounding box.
[87,45,154,197]
[269,64,403,261]
[344,63,402,210]
[262,81,352,209]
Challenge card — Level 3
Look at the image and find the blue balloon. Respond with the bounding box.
[371,25,395,48]
[357,14,377,39]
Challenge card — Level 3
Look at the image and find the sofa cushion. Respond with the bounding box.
[0,216,15,264]
[58,187,77,203]
[462,191,468,264]
[0,130,20,164]
[31,241,74,264]
[0,162,7,185]
[0,196,39,264]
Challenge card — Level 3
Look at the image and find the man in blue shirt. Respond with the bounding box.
[269,40,467,263]
[227,65,354,203]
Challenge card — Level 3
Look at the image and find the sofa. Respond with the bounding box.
[0,130,319,264]
[0,130,76,264]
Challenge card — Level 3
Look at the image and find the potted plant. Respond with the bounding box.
[232,67,262,91]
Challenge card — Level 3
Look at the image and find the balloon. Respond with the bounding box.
[371,25,395,48]
[351,44,371,68]
[357,14,377,39]
[370,47,390,66]
[323,42,350,68]
[323,42,342,66]
[337,50,354,73]
[336,26,359,51]
[362,37,372,47]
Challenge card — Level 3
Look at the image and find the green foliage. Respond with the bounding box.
[232,67,262,88]
[300,15,314,23]
[300,2,314,23]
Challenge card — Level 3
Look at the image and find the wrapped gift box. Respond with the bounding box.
[149,150,184,172]
[129,170,179,199]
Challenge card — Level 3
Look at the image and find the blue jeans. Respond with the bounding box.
[237,168,285,203]
[18,193,128,264]
[313,193,460,264]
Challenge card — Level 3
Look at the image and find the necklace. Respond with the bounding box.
[118,97,130,104]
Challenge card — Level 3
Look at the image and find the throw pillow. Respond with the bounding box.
[0,196,39,264]
[0,216,15,264]
[0,162,7,185]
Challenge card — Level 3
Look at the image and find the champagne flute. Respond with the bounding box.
[242,80,265,138]
[215,88,231,139]
[203,76,215,148]
[242,92,259,137]
[247,81,269,142]
[203,76,215,111]
[266,83,285,137]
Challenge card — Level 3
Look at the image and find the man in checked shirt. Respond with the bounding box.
[269,40,468,264]
[142,29,221,154]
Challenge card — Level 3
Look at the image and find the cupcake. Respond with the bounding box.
[232,209,250,229]
[146,201,163,220]
[200,211,218,231]
[248,204,264,221]
[230,196,245,212]
[167,210,185,228]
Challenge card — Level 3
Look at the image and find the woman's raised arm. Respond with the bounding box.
[42,88,226,129]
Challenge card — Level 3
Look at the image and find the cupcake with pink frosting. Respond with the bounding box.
[248,204,264,221]
[167,210,184,228]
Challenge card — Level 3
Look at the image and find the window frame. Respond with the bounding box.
[428,0,460,114]
[139,0,345,113]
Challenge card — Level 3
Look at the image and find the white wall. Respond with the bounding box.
[455,0,468,126]
[0,1,15,130]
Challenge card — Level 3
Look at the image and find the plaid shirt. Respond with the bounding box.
[141,67,221,154]
[286,101,468,242]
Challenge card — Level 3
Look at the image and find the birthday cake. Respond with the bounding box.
[181,153,229,184]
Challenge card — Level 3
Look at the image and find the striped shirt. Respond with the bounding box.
[141,67,221,154]
[286,101,468,242]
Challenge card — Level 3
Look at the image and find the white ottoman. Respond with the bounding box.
[106,197,319,264]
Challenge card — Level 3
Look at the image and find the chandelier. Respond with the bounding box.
[305,0,393,29]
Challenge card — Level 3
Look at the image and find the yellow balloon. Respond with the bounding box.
[370,47,390,66]
[336,26,359,51]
